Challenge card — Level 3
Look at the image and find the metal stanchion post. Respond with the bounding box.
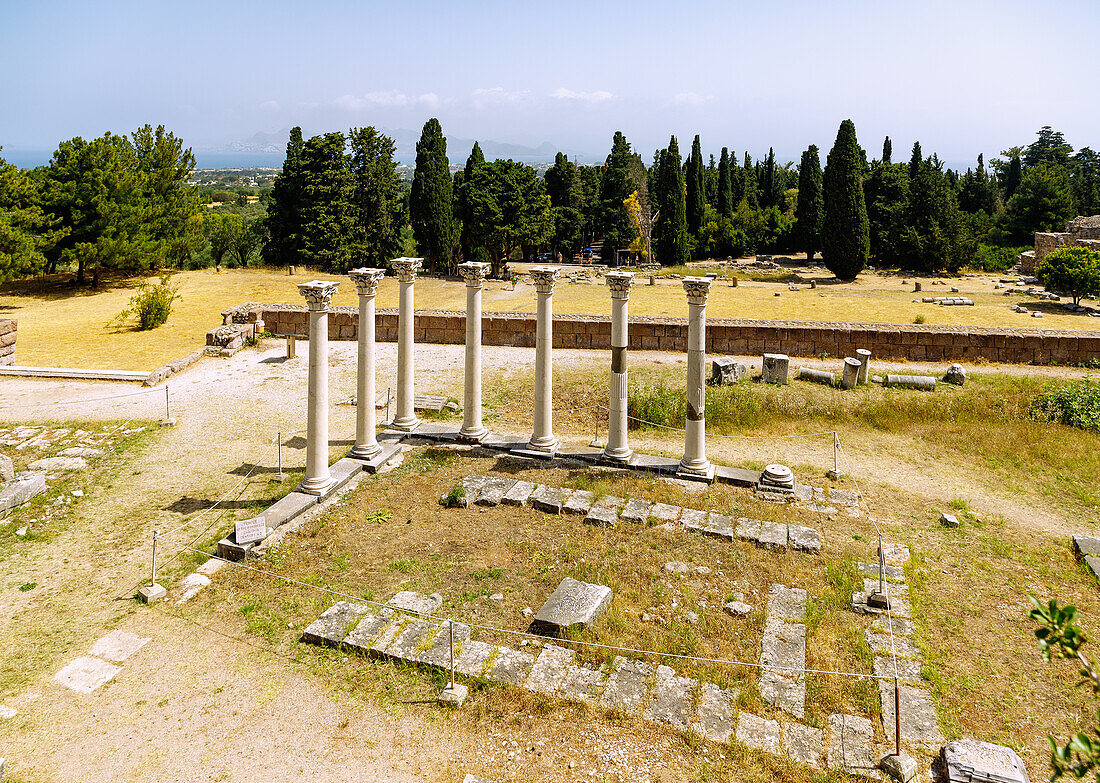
[449,620,455,691]
[275,431,286,483]
[151,529,158,586]
[894,677,902,755]
[165,386,170,420]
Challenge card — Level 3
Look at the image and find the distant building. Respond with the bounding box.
[1020,215,1100,273]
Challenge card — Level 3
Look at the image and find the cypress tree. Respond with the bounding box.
[794,145,823,261]
[717,147,733,218]
[705,153,717,206]
[349,126,405,270]
[410,118,454,275]
[654,136,689,266]
[455,142,485,262]
[882,136,892,165]
[760,147,777,208]
[908,142,922,182]
[686,135,705,238]
[298,131,356,272]
[741,152,758,206]
[598,132,636,261]
[821,119,869,280]
[1004,154,1022,200]
[263,126,305,267]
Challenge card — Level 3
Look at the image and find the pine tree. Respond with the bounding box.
[263,126,305,267]
[686,135,705,238]
[882,136,892,165]
[298,131,356,272]
[598,132,636,261]
[653,136,689,265]
[717,147,733,218]
[410,118,454,275]
[821,119,869,280]
[794,145,823,261]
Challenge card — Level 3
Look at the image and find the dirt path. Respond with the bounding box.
[0,339,1087,781]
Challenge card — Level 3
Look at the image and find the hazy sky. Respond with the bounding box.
[2,0,1097,167]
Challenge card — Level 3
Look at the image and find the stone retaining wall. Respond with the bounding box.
[223,303,1100,365]
[0,319,15,366]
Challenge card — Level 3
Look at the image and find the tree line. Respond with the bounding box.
[1,119,1095,286]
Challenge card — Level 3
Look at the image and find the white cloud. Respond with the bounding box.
[470,87,530,109]
[258,100,280,111]
[333,91,438,111]
[551,87,614,103]
[672,92,716,107]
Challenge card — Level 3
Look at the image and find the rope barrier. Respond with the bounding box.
[0,386,164,410]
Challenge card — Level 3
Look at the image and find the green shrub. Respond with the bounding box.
[110,272,182,330]
[1030,376,1100,432]
[969,243,1028,272]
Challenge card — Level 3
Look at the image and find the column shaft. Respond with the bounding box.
[679,277,713,477]
[459,262,489,441]
[351,292,380,457]
[603,270,635,462]
[394,276,418,431]
[297,279,338,496]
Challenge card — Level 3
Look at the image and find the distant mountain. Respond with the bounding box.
[211,128,584,165]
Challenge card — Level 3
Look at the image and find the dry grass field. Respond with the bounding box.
[1,263,1095,371]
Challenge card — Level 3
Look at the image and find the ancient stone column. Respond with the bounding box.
[527,267,560,453]
[348,268,385,458]
[297,280,339,495]
[679,277,714,479]
[458,261,491,441]
[603,270,636,462]
[391,257,423,432]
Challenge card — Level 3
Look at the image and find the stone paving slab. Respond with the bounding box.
[454,640,496,677]
[650,503,682,522]
[691,683,736,744]
[302,601,372,646]
[598,657,654,716]
[878,681,944,749]
[851,591,913,619]
[865,632,921,660]
[415,621,472,668]
[368,618,407,658]
[1073,534,1100,559]
[533,577,613,633]
[735,517,762,542]
[524,644,576,696]
[386,619,440,661]
[452,476,491,508]
[857,561,906,582]
[701,512,735,541]
[342,614,391,652]
[89,630,150,663]
[619,498,652,524]
[591,495,625,510]
[767,585,807,622]
[386,590,442,617]
[762,672,806,719]
[559,664,607,705]
[562,490,594,516]
[532,485,572,514]
[758,520,788,551]
[782,722,825,768]
[788,524,821,553]
[501,480,538,506]
[879,542,910,567]
[54,656,120,694]
[475,477,517,507]
[871,615,915,635]
[485,647,535,686]
[584,506,617,527]
[736,712,780,754]
[644,665,696,730]
[873,657,923,687]
[863,578,908,597]
[827,714,879,775]
[681,508,708,534]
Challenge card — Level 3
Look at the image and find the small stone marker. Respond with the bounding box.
[881,753,918,783]
[943,739,1030,783]
[943,363,967,385]
[234,515,267,545]
[532,577,612,634]
[710,356,747,386]
[940,512,960,528]
[437,682,468,707]
[762,353,790,384]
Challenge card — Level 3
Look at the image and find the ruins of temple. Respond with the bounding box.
[1019,215,1100,273]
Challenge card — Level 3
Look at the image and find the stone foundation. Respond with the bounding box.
[223,303,1100,366]
[0,319,15,366]
[1027,215,1100,274]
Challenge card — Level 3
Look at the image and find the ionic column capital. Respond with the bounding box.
[458,261,491,289]
[682,276,713,306]
[606,270,636,300]
[298,280,339,312]
[390,257,424,283]
[348,267,386,297]
[530,266,559,295]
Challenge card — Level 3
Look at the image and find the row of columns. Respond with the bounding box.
[294,262,716,496]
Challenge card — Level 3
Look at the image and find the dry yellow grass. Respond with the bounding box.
[0,266,1094,371]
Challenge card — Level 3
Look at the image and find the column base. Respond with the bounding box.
[347,442,402,474]
[457,425,487,443]
[600,446,633,464]
[349,442,382,460]
[525,435,559,454]
[296,474,335,496]
[391,416,421,433]
[677,459,716,482]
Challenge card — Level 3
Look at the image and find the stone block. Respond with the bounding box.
[474,477,517,507]
[649,503,682,522]
[501,480,538,506]
[485,647,535,686]
[736,712,781,754]
[89,630,150,663]
[0,471,46,516]
[710,356,747,385]
[715,466,762,487]
[523,644,576,695]
[735,516,762,542]
[878,681,943,749]
[386,590,442,617]
[880,753,918,783]
[757,521,788,551]
[762,353,790,384]
[138,583,166,603]
[532,577,612,634]
[942,738,1030,783]
[342,614,391,653]
[858,562,906,582]
[562,490,594,515]
[437,683,468,707]
[619,498,652,524]
[1073,534,1100,559]
[783,722,825,767]
[0,454,13,483]
[558,664,607,705]
[644,665,696,730]
[532,485,572,514]
[827,714,877,773]
[598,657,654,716]
[767,585,807,622]
[583,506,617,527]
[386,619,440,661]
[54,656,121,694]
[691,683,736,744]
[788,525,821,553]
[865,631,921,660]
[415,621,472,668]
[453,640,496,677]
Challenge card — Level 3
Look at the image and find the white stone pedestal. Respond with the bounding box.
[348,268,385,458]
[297,280,339,496]
[458,261,490,441]
[602,270,635,462]
[679,277,714,480]
[391,257,423,432]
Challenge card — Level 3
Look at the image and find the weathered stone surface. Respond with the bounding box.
[501,480,538,506]
[26,456,87,472]
[943,364,967,386]
[367,618,407,657]
[591,495,625,510]
[532,485,572,514]
[871,615,915,636]
[58,447,104,458]
[735,516,762,542]
[788,524,821,553]
[0,471,46,516]
[736,712,781,754]
[878,681,943,749]
[702,512,735,541]
[437,682,468,707]
[386,590,442,617]
[783,722,825,767]
[533,577,613,633]
[758,520,788,551]
[858,562,906,582]
[485,647,535,686]
[620,498,652,524]
[447,475,490,508]
[89,630,149,663]
[1073,534,1100,559]
[762,353,790,385]
[559,664,607,705]
[691,683,736,743]
[768,585,807,622]
[598,657,654,716]
[342,614,391,652]
[0,453,13,482]
[415,621,472,668]
[940,512,960,528]
[562,490,594,515]
[865,631,921,660]
[386,619,440,661]
[881,753,918,783]
[827,714,877,773]
[523,644,576,695]
[711,356,747,385]
[650,502,682,522]
[475,477,517,507]
[879,542,911,567]
[176,572,212,603]
[664,561,690,575]
[761,616,807,718]
[583,506,617,527]
[724,600,753,616]
[54,656,120,694]
[1085,555,1100,580]
[852,591,912,619]
[462,775,497,783]
[943,738,1030,783]
[454,640,496,677]
[644,665,696,730]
